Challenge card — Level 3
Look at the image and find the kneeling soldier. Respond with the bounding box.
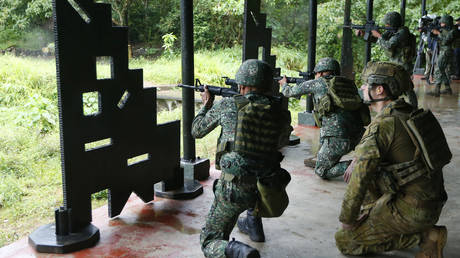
[193,59,291,258]
[336,61,450,257]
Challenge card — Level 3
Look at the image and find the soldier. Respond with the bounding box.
[430,14,458,96]
[279,57,366,179]
[336,61,449,257]
[193,59,291,258]
[367,11,418,107]
[453,17,460,80]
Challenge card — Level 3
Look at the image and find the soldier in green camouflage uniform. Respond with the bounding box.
[279,58,365,179]
[336,61,448,257]
[193,59,291,258]
[430,14,459,96]
[368,11,418,107]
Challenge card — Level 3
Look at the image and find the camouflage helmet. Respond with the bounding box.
[313,57,340,75]
[362,61,412,98]
[382,11,402,27]
[235,59,274,88]
[439,14,453,27]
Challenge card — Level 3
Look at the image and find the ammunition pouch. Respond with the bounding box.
[378,159,429,194]
[215,140,235,170]
[253,168,291,218]
[316,94,333,116]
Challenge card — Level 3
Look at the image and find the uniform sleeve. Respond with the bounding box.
[281,80,316,98]
[438,30,454,46]
[338,117,395,224]
[378,29,407,51]
[191,100,223,138]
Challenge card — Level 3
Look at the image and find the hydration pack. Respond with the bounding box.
[403,109,452,171]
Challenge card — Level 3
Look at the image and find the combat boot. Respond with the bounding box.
[415,225,447,258]
[237,209,265,242]
[225,239,260,258]
[427,84,441,97]
[440,85,452,95]
[304,157,316,168]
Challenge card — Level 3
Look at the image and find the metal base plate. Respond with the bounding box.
[28,223,99,254]
[155,179,203,200]
[289,135,300,145]
[181,158,210,181]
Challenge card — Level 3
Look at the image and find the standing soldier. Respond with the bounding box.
[367,11,418,107]
[336,61,450,257]
[430,14,459,96]
[193,59,291,258]
[279,57,367,179]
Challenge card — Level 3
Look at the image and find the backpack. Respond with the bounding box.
[316,76,363,116]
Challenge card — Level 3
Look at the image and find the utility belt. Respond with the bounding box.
[377,159,429,194]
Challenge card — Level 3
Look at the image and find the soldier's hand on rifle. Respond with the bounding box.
[371,30,381,38]
[278,75,288,86]
[354,29,362,37]
[431,29,440,35]
[201,85,215,109]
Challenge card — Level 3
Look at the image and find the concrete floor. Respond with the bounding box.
[1,77,459,258]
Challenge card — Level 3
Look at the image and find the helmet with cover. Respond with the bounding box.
[439,14,454,28]
[362,61,412,99]
[382,11,403,27]
[235,59,274,89]
[313,57,340,75]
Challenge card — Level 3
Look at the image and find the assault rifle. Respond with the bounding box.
[178,78,239,97]
[343,20,397,41]
[223,70,314,88]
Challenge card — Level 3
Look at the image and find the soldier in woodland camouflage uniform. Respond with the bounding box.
[279,58,365,179]
[336,62,448,257]
[368,11,418,107]
[193,59,291,258]
[430,14,459,96]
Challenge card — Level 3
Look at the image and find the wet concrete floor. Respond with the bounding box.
[1,77,459,257]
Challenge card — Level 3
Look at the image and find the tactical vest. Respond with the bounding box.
[378,108,451,193]
[314,76,369,127]
[233,95,282,159]
[214,95,283,168]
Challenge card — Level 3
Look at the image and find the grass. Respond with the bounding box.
[0,47,304,248]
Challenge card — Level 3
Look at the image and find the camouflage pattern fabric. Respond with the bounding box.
[335,99,447,255]
[434,28,457,86]
[315,137,358,179]
[200,176,258,258]
[377,27,418,107]
[281,76,364,138]
[377,27,412,70]
[192,92,289,257]
[282,76,364,178]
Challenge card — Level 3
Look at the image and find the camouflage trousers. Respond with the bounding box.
[434,49,454,86]
[200,174,258,258]
[314,136,357,179]
[335,193,444,255]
